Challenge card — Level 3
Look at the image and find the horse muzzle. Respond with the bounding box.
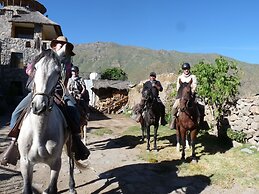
[31,93,53,115]
[31,100,47,115]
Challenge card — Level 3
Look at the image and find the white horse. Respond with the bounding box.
[17,46,76,194]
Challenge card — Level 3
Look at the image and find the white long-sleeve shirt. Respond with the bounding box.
[176,73,197,94]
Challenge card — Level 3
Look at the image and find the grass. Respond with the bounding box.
[123,124,259,189]
[91,127,113,136]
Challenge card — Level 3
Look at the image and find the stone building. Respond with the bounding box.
[0,0,62,104]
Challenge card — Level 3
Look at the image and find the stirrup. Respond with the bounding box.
[0,141,20,166]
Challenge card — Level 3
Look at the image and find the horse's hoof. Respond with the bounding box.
[69,189,77,194]
[191,158,198,163]
[146,149,150,152]
[153,149,158,153]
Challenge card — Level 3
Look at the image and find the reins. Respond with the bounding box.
[31,80,66,111]
[180,97,189,112]
[179,96,196,121]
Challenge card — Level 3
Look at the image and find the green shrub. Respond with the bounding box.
[227,128,247,143]
[101,67,128,80]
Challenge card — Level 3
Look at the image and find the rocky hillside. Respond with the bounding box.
[73,42,259,96]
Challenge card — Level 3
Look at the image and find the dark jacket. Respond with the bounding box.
[142,80,163,98]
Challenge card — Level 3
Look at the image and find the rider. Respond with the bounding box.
[136,72,167,126]
[169,62,198,129]
[67,65,90,112]
[0,36,90,166]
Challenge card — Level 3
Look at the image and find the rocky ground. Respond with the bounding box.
[0,112,258,194]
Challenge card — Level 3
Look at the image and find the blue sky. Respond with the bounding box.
[42,0,259,64]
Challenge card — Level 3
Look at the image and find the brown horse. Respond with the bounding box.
[73,94,90,145]
[176,79,198,162]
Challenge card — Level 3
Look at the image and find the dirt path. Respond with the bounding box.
[0,113,258,194]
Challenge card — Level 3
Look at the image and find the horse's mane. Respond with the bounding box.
[33,49,60,66]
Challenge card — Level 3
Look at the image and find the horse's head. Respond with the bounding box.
[31,50,61,115]
[179,79,193,112]
[142,88,154,103]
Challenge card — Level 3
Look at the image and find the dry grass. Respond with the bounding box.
[124,125,259,189]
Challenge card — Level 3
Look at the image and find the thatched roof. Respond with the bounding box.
[1,5,62,36]
[0,0,46,14]
[92,80,131,90]
[8,9,58,25]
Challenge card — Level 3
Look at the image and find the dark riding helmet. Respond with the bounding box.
[149,72,156,77]
[71,65,79,72]
[182,63,191,70]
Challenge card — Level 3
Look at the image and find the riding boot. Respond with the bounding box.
[159,102,167,126]
[135,112,142,123]
[169,116,176,130]
[0,140,20,166]
[161,116,168,126]
[133,102,144,123]
[72,134,90,161]
[170,108,178,130]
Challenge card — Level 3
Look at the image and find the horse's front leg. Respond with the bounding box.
[153,124,158,151]
[43,158,61,194]
[186,133,190,150]
[180,128,186,160]
[83,125,87,145]
[176,124,180,152]
[141,123,145,142]
[20,158,33,194]
[190,129,198,163]
[146,126,150,151]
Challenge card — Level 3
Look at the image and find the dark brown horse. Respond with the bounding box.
[176,79,198,162]
[72,93,90,145]
[133,88,161,151]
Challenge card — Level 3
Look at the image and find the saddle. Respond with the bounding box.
[8,107,29,138]
[8,91,67,138]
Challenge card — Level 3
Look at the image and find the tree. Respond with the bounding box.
[101,67,128,81]
[192,57,240,137]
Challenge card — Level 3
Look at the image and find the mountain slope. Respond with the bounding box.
[73,42,259,96]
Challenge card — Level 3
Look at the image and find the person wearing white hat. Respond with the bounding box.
[50,36,90,161]
[0,36,90,166]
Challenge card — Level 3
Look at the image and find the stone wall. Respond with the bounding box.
[0,9,43,98]
[227,96,259,145]
[0,10,12,38]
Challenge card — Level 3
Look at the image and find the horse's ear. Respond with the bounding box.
[179,79,183,85]
[56,43,67,58]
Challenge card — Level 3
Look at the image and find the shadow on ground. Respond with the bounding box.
[71,160,211,194]
[89,135,143,150]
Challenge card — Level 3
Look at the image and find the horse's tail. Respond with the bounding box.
[65,135,89,170]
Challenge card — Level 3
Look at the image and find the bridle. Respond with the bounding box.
[31,78,65,112]
[180,97,190,112]
[142,89,155,107]
[179,86,192,113]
